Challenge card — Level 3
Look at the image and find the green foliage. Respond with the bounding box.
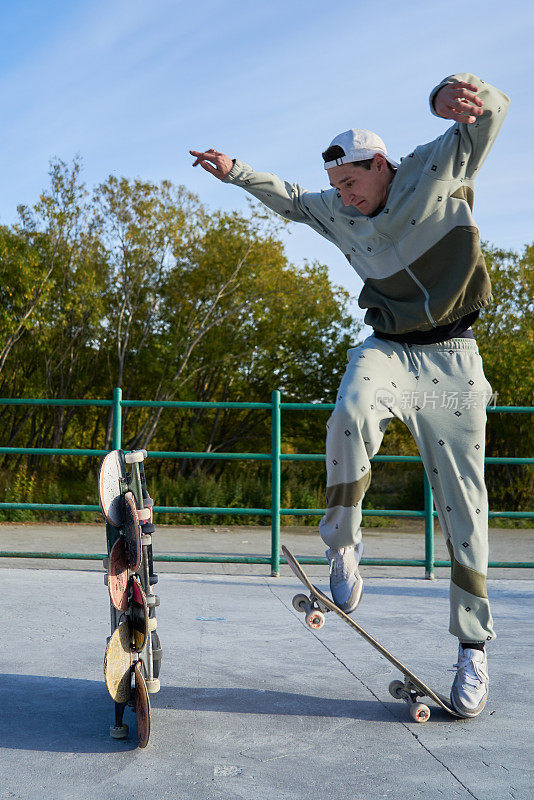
[0,461,36,521]
[0,158,360,518]
[476,242,534,510]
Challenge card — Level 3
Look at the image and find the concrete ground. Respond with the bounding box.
[1,521,534,578]
[1,525,533,799]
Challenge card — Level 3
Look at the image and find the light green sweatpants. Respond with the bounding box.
[319,334,495,643]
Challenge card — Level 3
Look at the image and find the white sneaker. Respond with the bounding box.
[450,645,489,717]
[326,543,364,614]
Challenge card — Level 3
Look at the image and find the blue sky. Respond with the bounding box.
[1,0,532,328]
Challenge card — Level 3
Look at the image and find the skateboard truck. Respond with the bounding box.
[292,592,329,630]
[388,679,431,723]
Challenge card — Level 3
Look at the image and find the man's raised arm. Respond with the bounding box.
[189,148,333,233]
[425,73,510,180]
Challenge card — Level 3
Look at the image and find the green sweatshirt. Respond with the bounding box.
[223,73,510,336]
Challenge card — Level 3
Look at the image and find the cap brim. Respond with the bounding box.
[324,151,399,170]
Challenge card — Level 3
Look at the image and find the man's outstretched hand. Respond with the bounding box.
[190,149,234,180]
[433,81,484,124]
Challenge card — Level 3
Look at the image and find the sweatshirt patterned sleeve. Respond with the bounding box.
[424,73,510,181]
[222,159,337,238]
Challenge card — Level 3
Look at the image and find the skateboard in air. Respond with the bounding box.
[282,545,467,723]
[99,448,162,748]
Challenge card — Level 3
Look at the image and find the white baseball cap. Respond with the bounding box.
[322,128,399,170]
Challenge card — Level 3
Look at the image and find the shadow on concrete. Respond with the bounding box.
[301,582,451,600]
[0,674,471,757]
[153,685,431,724]
[0,675,137,753]
[171,575,452,599]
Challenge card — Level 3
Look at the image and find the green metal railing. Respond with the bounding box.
[0,389,533,578]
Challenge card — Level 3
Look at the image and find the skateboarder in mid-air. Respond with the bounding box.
[190,72,510,717]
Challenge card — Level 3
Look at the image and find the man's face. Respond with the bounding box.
[327,154,392,215]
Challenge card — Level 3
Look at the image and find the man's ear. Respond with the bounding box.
[374,153,386,171]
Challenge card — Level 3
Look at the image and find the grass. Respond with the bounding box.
[0,460,531,528]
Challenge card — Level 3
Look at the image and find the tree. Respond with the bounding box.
[476,242,534,510]
[0,164,360,492]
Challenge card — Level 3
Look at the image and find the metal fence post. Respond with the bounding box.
[423,470,435,580]
[271,390,281,577]
[112,387,122,450]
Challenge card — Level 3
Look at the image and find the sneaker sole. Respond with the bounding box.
[449,689,488,718]
[336,580,364,615]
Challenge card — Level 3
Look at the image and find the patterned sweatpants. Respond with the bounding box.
[319,334,495,643]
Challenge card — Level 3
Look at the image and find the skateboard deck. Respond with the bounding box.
[134,662,151,748]
[99,451,125,527]
[130,576,149,652]
[108,537,129,611]
[123,492,142,571]
[282,545,466,722]
[104,623,132,703]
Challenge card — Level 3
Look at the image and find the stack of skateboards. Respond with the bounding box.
[99,449,162,748]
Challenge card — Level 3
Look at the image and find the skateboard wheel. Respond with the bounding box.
[148,617,158,632]
[143,497,154,508]
[305,610,325,630]
[137,508,151,522]
[292,593,309,613]
[410,702,430,723]
[141,523,156,535]
[145,677,160,694]
[389,680,405,700]
[146,594,160,608]
[110,724,129,739]
[124,450,147,464]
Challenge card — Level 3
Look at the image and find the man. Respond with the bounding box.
[190,72,510,717]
